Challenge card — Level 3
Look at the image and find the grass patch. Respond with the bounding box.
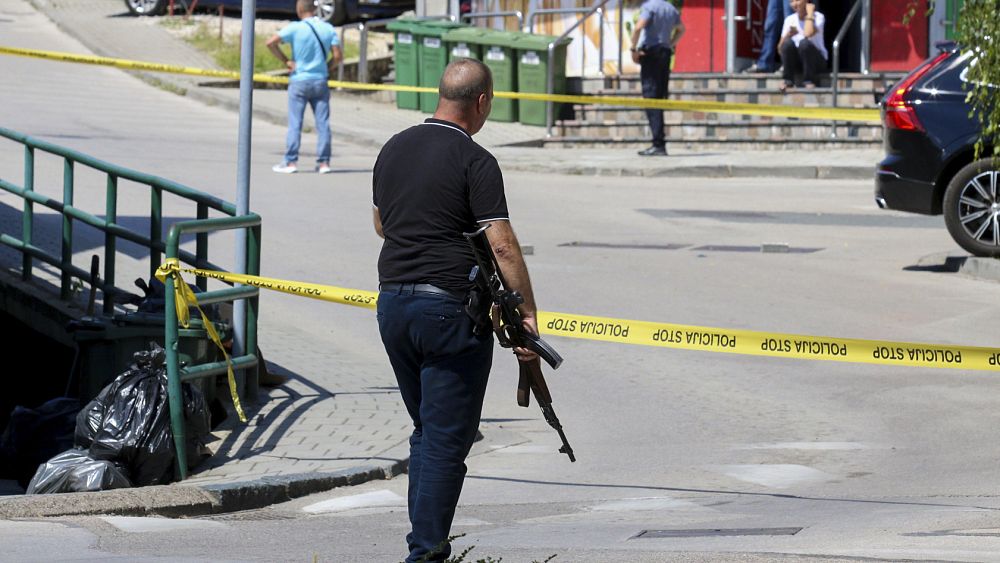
[167,18,359,74]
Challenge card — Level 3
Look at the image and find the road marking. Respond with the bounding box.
[713,464,835,489]
[99,516,227,533]
[301,489,405,514]
[738,441,878,451]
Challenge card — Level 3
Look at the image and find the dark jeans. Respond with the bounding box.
[639,45,672,149]
[780,40,827,86]
[376,287,493,563]
[756,0,795,71]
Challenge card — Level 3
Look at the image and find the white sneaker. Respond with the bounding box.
[316,163,332,174]
[272,162,298,174]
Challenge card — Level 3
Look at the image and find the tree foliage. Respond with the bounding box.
[954,0,1000,162]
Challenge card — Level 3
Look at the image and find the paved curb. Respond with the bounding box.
[0,458,407,519]
[501,162,874,179]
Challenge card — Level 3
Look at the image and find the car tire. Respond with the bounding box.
[318,0,347,25]
[124,0,166,16]
[943,158,1000,257]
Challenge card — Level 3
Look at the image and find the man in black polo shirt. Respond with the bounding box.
[372,59,539,563]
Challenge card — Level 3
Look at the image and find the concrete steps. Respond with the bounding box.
[551,72,901,149]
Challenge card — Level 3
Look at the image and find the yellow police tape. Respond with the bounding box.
[0,45,880,123]
[160,263,1000,373]
[156,260,247,423]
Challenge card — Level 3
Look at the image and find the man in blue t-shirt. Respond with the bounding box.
[267,0,342,174]
[630,0,685,156]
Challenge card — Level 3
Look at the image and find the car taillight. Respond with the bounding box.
[883,51,950,131]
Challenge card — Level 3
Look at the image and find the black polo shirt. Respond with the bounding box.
[373,118,509,293]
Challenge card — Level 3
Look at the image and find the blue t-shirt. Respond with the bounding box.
[278,17,340,82]
[639,0,681,49]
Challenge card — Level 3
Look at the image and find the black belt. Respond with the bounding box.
[379,282,464,301]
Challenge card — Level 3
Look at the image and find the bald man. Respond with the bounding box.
[373,59,539,562]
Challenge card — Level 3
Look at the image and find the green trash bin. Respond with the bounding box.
[443,27,489,62]
[416,20,469,113]
[514,34,572,126]
[478,30,521,123]
[387,18,422,110]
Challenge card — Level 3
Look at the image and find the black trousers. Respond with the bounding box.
[639,45,672,149]
[780,40,826,85]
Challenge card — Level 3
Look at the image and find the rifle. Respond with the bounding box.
[463,224,576,462]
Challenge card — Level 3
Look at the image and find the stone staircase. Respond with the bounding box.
[548,72,903,149]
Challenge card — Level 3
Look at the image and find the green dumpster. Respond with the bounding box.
[416,20,469,113]
[479,30,521,123]
[514,34,572,126]
[443,27,489,62]
[387,18,422,110]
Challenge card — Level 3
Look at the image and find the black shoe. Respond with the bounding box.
[638,146,667,156]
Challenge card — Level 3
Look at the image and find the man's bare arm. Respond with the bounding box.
[373,208,384,239]
[266,35,294,71]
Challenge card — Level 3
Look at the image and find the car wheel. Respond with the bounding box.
[318,0,347,25]
[943,158,1000,257]
[124,0,166,16]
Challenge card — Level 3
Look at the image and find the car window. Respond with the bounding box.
[959,52,999,89]
[925,52,971,92]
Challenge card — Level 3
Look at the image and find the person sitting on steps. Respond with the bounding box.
[778,0,827,92]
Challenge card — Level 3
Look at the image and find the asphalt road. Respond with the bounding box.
[6,1,1000,561]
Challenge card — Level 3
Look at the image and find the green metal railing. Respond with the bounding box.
[0,126,261,479]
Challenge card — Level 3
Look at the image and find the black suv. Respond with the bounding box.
[876,43,998,256]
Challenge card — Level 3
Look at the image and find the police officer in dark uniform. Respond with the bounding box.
[372,58,540,563]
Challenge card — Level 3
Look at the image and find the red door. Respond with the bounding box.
[673,0,725,72]
[673,0,764,72]
[870,0,929,71]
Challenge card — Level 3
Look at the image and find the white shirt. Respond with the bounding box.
[782,11,827,60]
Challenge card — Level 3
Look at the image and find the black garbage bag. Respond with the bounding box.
[74,394,104,450]
[85,345,175,486]
[25,449,131,494]
[0,398,81,488]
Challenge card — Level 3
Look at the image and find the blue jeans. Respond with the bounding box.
[640,45,672,149]
[284,79,331,164]
[756,0,795,71]
[376,288,493,563]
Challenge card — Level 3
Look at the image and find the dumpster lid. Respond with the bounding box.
[442,27,492,43]
[515,33,573,51]
[386,18,422,33]
[479,30,524,49]
[418,20,469,37]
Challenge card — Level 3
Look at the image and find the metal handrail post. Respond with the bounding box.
[542,0,611,136]
[861,0,871,74]
[338,22,364,82]
[22,145,33,281]
[832,0,862,109]
[617,0,623,76]
[103,174,118,315]
[461,10,524,30]
[60,158,73,300]
[831,0,863,138]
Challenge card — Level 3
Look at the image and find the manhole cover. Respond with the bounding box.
[632,527,803,539]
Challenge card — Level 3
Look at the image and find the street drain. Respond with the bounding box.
[631,527,803,539]
[204,510,298,521]
[559,242,689,250]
